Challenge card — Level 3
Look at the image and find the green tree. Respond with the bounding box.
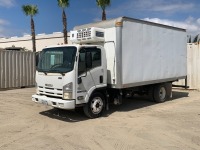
[57,0,69,44]
[96,0,111,20]
[22,5,38,52]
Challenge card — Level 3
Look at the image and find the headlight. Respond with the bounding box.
[63,92,73,100]
[63,82,73,100]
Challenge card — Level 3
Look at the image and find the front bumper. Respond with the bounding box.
[32,94,75,110]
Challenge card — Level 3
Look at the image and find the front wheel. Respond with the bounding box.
[83,92,105,118]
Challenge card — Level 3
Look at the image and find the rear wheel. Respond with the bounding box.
[153,83,172,103]
[83,92,105,118]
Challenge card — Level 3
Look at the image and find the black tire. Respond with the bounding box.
[153,83,172,103]
[83,92,105,118]
[165,82,172,99]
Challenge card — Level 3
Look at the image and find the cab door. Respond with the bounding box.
[76,47,104,105]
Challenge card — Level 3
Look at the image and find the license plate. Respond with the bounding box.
[41,100,48,105]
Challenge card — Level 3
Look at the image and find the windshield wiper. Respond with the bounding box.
[38,70,48,75]
[60,72,65,76]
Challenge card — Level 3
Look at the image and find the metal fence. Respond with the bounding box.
[175,43,200,90]
[0,50,36,89]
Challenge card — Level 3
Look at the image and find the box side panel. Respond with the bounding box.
[121,21,187,87]
[104,27,117,85]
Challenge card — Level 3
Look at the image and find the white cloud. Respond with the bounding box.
[0,19,10,37]
[0,28,6,37]
[0,0,15,36]
[153,3,194,12]
[0,19,9,25]
[135,0,194,13]
[144,17,200,35]
[108,0,196,16]
[197,18,200,25]
[0,0,15,8]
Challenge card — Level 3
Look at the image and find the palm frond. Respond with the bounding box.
[57,0,69,8]
[96,0,110,10]
[22,5,38,17]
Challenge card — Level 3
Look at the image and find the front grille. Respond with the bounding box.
[38,86,63,98]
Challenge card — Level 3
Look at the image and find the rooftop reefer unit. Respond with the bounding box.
[70,27,105,44]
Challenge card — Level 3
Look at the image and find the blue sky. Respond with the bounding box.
[0,0,200,37]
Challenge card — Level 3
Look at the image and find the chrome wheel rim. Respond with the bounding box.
[90,97,103,114]
[159,87,166,100]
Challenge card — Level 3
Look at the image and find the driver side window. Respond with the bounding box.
[78,48,101,76]
[78,50,86,76]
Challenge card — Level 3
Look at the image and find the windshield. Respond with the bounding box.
[37,46,77,73]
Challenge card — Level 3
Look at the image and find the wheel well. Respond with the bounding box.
[91,88,107,99]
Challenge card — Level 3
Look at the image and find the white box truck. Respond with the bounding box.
[32,17,187,118]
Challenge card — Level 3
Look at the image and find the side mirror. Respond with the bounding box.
[78,77,82,84]
[35,52,40,67]
[85,52,92,68]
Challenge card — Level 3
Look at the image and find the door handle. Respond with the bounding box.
[100,76,103,83]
